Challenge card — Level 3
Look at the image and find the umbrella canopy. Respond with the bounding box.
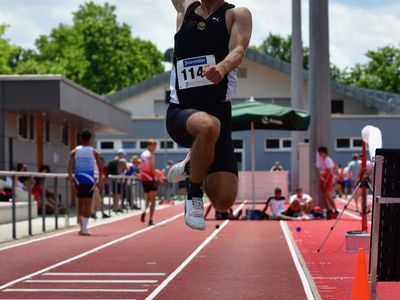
[232,98,310,131]
[231,98,310,208]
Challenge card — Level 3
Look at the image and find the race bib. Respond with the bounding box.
[176,55,216,90]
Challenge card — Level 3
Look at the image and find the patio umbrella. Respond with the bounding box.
[231,97,311,208]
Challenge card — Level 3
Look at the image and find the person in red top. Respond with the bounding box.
[318,146,337,219]
[140,140,159,226]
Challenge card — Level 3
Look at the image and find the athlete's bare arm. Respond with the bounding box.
[204,7,252,84]
[171,0,196,31]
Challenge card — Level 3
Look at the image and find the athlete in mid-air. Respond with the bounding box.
[167,0,252,230]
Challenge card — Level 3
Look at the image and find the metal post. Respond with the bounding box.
[370,155,383,300]
[65,177,70,228]
[108,178,112,216]
[27,176,32,236]
[251,121,256,209]
[291,0,304,191]
[309,0,331,207]
[54,177,59,230]
[361,141,368,232]
[11,175,17,239]
[41,177,46,232]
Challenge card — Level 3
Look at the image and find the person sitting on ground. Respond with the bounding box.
[289,187,313,215]
[32,165,64,215]
[262,187,307,220]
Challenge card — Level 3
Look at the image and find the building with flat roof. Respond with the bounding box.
[0,75,131,172]
[98,49,400,183]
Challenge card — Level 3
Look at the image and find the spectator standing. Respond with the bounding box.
[347,153,361,211]
[317,146,337,219]
[108,149,129,212]
[335,163,344,197]
[140,140,158,226]
[68,130,103,236]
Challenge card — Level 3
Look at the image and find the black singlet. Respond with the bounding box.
[170,1,237,109]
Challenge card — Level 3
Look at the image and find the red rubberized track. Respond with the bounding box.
[0,204,309,300]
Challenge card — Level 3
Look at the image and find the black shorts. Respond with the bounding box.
[77,184,95,198]
[142,181,158,193]
[166,102,238,176]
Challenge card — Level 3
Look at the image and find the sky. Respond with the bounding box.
[0,0,399,69]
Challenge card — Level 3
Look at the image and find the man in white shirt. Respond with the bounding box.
[289,187,313,214]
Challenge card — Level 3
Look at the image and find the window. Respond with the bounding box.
[336,138,350,149]
[100,141,114,150]
[282,139,292,149]
[122,141,136,149]
[331,100,344,114]
[336,137,363,151]
[29,116,35,140]
[265,138,292,151]
[62,123,68,146]
[160,141,174,149]
[352,139,363,148]
[18,114,28,139]
[266,139,280,149]
[233,139,243,149]
[140,141,148,149]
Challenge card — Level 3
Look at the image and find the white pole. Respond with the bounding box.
[251,121,256,209]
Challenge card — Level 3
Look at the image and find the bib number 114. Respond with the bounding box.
[181,66,204,81]
[176,55,216,90]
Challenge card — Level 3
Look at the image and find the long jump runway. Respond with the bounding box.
[0,204,313,299]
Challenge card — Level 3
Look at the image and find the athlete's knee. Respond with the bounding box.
[197,116,220,141]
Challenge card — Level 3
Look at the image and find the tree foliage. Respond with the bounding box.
[338,45,400,94]
[24,2,164,94]
[0,24,21,74]
[254,33,309,69]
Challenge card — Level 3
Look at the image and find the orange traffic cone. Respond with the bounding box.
[351,248,371,300]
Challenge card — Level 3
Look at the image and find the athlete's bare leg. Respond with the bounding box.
[186,112,220,184]
[204,172,238,211]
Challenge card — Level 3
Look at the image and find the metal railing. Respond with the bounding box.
[0,171,182,240]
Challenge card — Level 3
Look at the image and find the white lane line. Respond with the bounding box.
[145,202,246,300]
[280,221,316,300]
[25,279,157,284]
[0,204,178,252]
[43,272,165,276]
[3,288,147,293]
[0,212,183,291]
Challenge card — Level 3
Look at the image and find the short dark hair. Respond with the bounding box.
[80,130,92,142]
[318,146,328,154]
[274,187,282,193]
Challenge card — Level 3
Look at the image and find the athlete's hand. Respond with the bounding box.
[203,65,225,84]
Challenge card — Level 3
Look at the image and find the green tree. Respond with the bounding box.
[338,45,400,94]
[0,24,21,74]
[32,2,164,94]
[254,33,309,69]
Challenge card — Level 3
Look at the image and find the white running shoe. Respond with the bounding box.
[167,155,190,183]
[185,197,206,231]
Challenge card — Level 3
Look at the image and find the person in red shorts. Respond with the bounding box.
[318,146,337,219]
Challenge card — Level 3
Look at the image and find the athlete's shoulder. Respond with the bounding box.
[172,0,198,13]
[230,6,252,20]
